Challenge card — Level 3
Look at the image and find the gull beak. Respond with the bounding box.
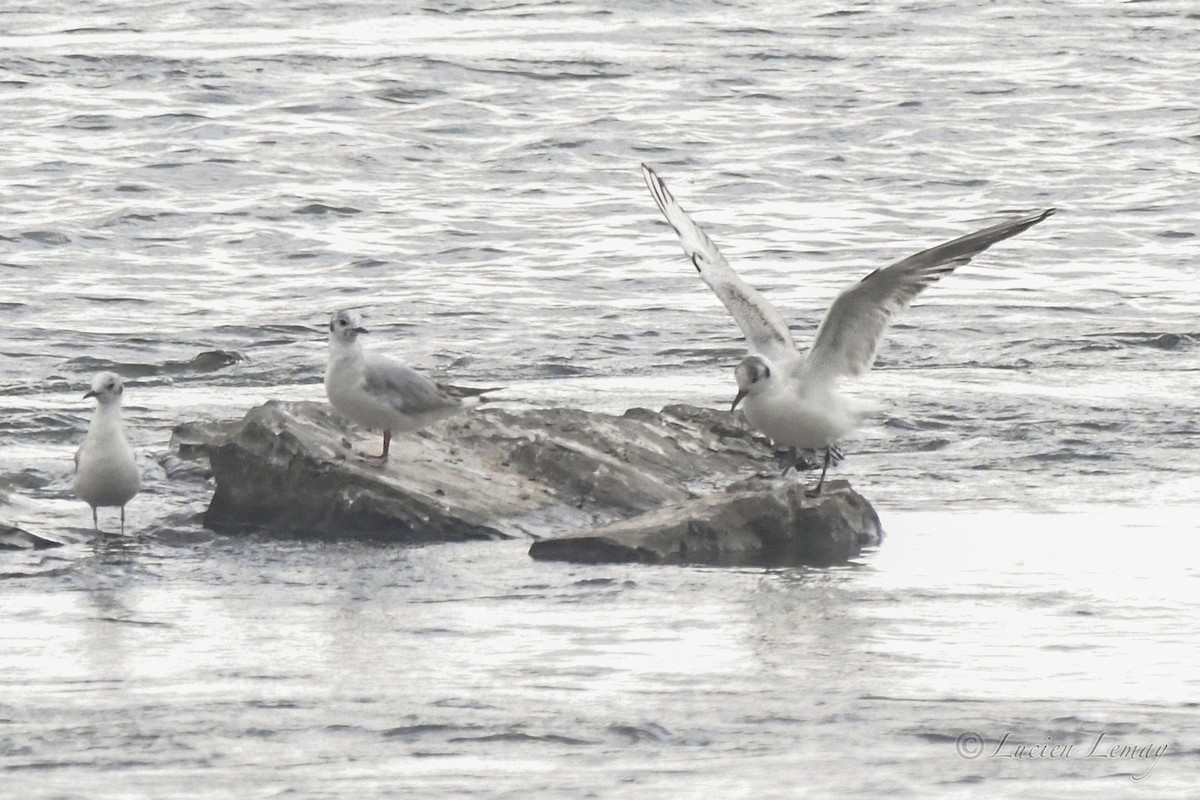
[354,326,370,334]
[83,390,97,399]
[731,389,747,412]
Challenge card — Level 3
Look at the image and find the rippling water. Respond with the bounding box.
[3,1,1199,796]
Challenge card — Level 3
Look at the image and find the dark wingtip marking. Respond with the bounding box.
[643,163,685,233]
[1020,207,1056,229]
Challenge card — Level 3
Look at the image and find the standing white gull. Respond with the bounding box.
[74,371,141,532]
[641,163,1055,494]
[324,309,492,464]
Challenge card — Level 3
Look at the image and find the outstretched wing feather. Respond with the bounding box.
[642,164,797,363]
[805,208,1055,380]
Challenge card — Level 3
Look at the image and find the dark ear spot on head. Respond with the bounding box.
[762,365,771,380]
[329,320,336,332]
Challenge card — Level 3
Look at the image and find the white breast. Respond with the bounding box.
[742,379,858,451]
[74,416,140,508]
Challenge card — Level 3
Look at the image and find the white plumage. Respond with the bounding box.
[74,371,141,532]
[324,309,487,463]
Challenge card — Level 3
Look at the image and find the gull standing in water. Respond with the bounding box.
[324,309,492,464]
[74,371,141,532]
[642,163,1055,495]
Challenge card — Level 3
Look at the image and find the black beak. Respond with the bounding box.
[84,390,97,399]
[354,326,370,334]
[731,389,747,412]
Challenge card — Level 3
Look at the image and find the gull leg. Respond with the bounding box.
[363,430,392,465]
[92,506,99,531]
[120,506,126,535]
[780,447,799,477]
[806,447,833,498]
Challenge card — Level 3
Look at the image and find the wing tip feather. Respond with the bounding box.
[641,163,673,218]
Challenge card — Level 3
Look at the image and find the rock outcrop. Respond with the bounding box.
[528,479,881,566]
[177,399,883,565]
[0,523,66,551]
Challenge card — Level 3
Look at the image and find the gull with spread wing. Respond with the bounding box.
[325,309,493,464]
[642,163,1054,494]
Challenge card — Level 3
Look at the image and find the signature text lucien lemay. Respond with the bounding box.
[954,731,1169,780]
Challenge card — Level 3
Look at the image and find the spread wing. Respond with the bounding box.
[361,355,463,415]
[642,164,798,365]
[805,208,1056,380]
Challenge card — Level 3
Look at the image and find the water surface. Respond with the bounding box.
[2,1,1198,796]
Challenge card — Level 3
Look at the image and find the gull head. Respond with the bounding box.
[731,356,771,411]
[84,371,126,405]
[329,309,369,345]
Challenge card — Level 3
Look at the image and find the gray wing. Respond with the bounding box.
[436,382,500,400]
[805,208,1056,380]
[642,164,798,364]
[361,355,463,415]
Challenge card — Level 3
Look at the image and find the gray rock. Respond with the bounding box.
[167,417,243,481]
[190,400,775,539]
[182,399,883,565]
[528,479,881,567]
[200,401,511,541]
[0,523,68,550]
